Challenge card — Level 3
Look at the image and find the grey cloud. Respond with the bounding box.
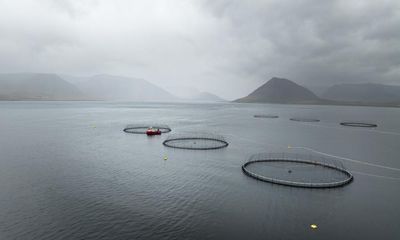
[201,0,400,89]
[0,0,399,99]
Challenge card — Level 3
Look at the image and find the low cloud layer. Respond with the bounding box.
[0,0,399,99]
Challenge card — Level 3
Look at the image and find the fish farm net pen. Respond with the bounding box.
[340,122,377,128]
[163,132,229,150]
[254,115,279,119]
[289,118,320,122]
[123,124,172,134]
[242,152,353,188]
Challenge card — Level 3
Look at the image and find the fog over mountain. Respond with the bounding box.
[68,74,178,102]
[189,92,226,102]
[322,83,400,103]
[0,73,84,100]
[235,78,400,107]
[0,0,399,100]
[0,72,231,102]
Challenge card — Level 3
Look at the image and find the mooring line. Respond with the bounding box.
[351,171,400,181]
[229,134,400,172]
[288,146,400,172]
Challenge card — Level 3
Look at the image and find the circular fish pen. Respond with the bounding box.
[290,118,320,122]
[242,153,353,188]
[340,122,377,128]
[163,132,229,150]
[254,114,279,119]
[123,124,171,134]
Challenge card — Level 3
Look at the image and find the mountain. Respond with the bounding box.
[60,74,91,85]
[0,73,84,100]
[76,74,178,101]
[322,83,400,104]
[235,77,320,104]
[189,92,226,102]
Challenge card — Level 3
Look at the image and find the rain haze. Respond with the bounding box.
[1,1,400,240]
[0,0,399,99]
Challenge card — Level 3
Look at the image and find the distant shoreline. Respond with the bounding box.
[1,99,399,108]
[233,100,400,109]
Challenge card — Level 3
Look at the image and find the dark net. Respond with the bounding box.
[289,118,320,122]
[254,114,279,119]
[242,153,353,188]
[340,122,377,128]
[163,132,229,150]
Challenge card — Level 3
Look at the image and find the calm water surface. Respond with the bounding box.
[0,101,399,240]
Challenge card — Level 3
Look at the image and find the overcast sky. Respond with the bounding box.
[0,0,399,99]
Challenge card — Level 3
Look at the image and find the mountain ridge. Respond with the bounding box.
[234,77,400,107]
[322,83,400,103]
[75,74,178,102]
[235,77,320,104]
[188,92,226,102]
[0,73,179,102]
[0,73,86,100]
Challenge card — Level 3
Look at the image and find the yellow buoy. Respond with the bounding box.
[164,156,168,160]
[310,224,318,229]
[288,145,292,148]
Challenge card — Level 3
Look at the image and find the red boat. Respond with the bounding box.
[146,127,161,136]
